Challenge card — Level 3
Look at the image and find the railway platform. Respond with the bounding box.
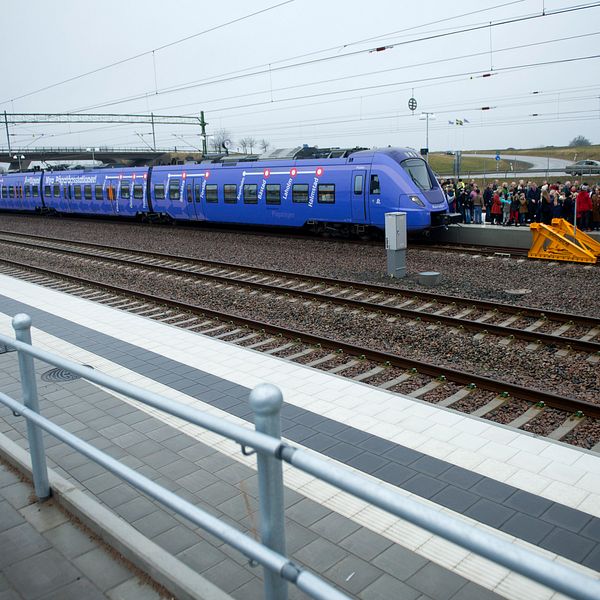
[432,222,600,250]
[0,273,599,599]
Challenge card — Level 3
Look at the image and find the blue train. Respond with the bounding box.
[0,147,456,234]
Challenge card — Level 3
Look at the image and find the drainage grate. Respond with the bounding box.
[0,344,17,355]
[41,365,93,383]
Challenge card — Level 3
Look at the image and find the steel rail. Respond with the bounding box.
[1,256,598,419]
[1,229,597,325]
[1,233,599,354]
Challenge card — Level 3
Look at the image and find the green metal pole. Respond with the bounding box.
[200,111,208,155]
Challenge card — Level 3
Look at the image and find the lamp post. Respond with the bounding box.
[12,154,24,171]
[86,147,99,165]
[418,112,436,161]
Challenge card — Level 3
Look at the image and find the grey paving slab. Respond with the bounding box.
[500,513,554,545]
[539,527,596,563]
[202,558,255,594]
[106,578,164,600]
[295,538,349,571]
[286,497,331,527]
[0,522,51,568]
[540,502,593,533]
[19,501,69,533]
[406,563,468,600]
[73,548,133,591]
[176,540,229,573]
[323,554,384,596]
[339,527,393,562]
[359,573,422,600]
[504,490,554,517]
[34,578,104,600]
[4,548,81,599]
[450,581,505,600]
[464,498,516,528]
[373,544,429,580]
[310,511,361,544]
[431,486,480,513]
[153,524,202,554]
[43,521,97,559]
[403,473,448,499]
[0,500,25,530]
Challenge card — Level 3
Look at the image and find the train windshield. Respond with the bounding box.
[401,158,433,191]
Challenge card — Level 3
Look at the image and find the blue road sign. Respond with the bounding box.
[495,154,501,161]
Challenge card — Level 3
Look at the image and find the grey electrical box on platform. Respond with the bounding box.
[385,212,407,250]
[385,212,407,278]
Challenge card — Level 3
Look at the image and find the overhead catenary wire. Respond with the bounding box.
[0,0,295,106]
[63,1,600,115]
[131,31,598,118]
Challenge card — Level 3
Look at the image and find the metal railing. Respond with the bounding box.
[1,313,599,600]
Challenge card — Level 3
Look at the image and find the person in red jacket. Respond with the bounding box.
[576,185,592,230]
[490,191,503,225]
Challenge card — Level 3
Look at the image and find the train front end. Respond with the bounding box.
[374,149,460,231]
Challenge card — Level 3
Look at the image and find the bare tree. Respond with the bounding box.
[239,138,250,153]
[247,137,257,154]
[211,128,231,153]
[259,139,270,153]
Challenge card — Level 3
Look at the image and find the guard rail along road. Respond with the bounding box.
[1,313,599,600]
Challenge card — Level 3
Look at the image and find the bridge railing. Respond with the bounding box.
[1,313,598,600]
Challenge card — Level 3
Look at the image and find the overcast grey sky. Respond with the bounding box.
[2,0,599,154]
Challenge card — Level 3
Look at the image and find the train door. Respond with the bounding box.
[351,170,368,223]
[106,179,118,215]
[183,175,198,220]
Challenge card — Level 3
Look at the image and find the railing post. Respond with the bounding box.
[249,384,288,600]
[12,314,50,500]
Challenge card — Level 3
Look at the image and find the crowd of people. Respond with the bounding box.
[439,178,600,230]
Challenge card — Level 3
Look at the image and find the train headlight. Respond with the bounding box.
[409,195,425,207]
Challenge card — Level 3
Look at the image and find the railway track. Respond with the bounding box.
[0,231,599,355]
[0,250,598,451]
[415,241,600,266]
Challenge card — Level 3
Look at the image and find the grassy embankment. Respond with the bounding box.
[429,145,600,185]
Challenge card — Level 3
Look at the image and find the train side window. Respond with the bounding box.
[266,184,280,205]
[9,186,15,198]
[243,184,258,204]
[168,179,180,200]
[370,175,381,195]
[154,184,165,200]
[121,183,131,200]
[53,184,60,198]
[194,184,201,203]
[44,185,51,197]
[32,185,39,197]
[186,185,193,203]
[354,175,363,195]
[224,184,237,204]
[74,185,82,200]
[206,184,218,203]
[2,186,7,198]
[292,184,309,203]
[95,185,104,200]
[24,185,31,197]
[84,185,92,200]
[318,184,335,204]
[133,184,143,199]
